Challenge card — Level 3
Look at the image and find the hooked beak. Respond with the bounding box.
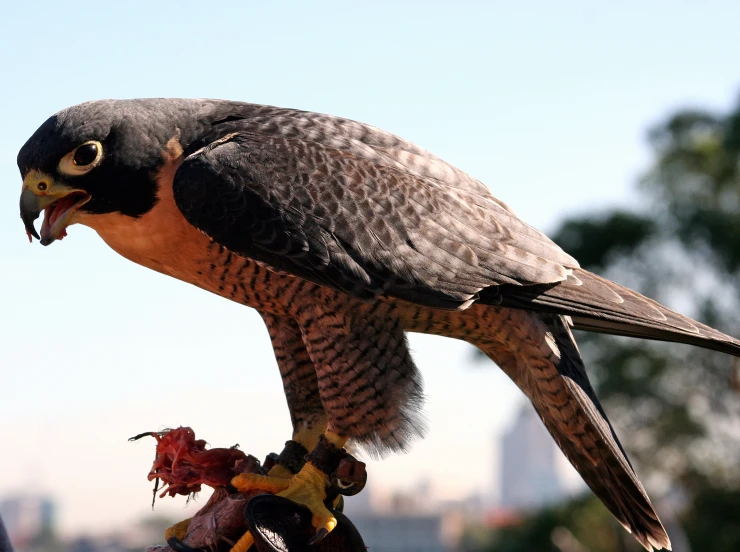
[20,170,91,246]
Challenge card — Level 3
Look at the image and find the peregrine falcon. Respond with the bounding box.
[18,99,740,551]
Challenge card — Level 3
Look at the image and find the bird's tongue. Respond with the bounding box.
[40,197,77,241]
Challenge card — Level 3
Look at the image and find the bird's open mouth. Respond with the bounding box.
[39,192,90,244]
[20,187,91,246]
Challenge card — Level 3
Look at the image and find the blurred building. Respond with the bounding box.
[0,495,55,550]
[351,515,446,552]
[345,483,453,551]
[499,403,566,509]
[65,536,128,552]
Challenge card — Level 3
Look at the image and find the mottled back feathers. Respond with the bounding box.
[174,110,577,309]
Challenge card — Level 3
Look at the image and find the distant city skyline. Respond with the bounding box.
[499,404,567,509]
[0,413,580,552]
[4,482,465,552]
[0,496,54,551]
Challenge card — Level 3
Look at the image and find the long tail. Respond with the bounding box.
[482,313,672,551]
[490,267,740,356]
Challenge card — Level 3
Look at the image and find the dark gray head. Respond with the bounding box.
[17,98,227,245]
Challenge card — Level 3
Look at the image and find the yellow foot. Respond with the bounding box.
[266,462,295,479]
[232,462,336,541]
[230,471,293,494]
[230,531,254,552]
[279,463,336,538]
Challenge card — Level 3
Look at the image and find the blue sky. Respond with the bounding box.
[1,0,739,537]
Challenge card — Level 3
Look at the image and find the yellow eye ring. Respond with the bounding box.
[58,140,104,176]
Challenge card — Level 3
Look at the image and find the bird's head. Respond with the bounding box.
[18,99,200,245]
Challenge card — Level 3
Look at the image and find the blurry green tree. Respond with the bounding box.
[481,96,740,552]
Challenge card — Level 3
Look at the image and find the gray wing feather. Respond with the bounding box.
[174,123,577,308]
[494,268,740,356]
[514,315,671,551]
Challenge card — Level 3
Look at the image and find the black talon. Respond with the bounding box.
[166,536,203,552]
[307,528,329,546]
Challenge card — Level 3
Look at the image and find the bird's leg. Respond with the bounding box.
[227,314,340,551]
[278,431,348,543]
[269,413,328,477]
[231,413,328,493]
[231,431,349,545]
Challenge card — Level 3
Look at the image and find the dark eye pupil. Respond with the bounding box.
[74,143,98,166]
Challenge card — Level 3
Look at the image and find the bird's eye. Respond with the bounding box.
[58,140,104,176]
[74,143,99,166]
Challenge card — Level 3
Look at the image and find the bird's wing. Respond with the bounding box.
[493,268,740,356]
[494,314,671,552]
[172,128,577,309]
